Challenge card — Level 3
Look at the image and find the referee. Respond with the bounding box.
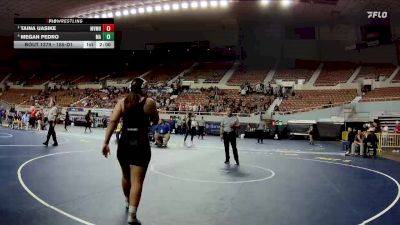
[43,99,58,146]
[220,107,240,165]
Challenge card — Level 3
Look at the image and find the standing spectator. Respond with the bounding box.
[308,125,315,145]
[102,115,108,129]
[22,112,30,130]
[85,110,93,133]
[175,116,182,134]
[167,116,175,134]
[64,111,70,131]
[0,107,3,125]
[395,121,400,134]
[345,127,356,155]
[220,107,240,165]
[115,119,123,143]
[29,106,37,129]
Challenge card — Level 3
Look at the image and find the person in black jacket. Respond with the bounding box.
[64,111,70,131]
[84,110,92,133]
[308,125,315,145]
[364,128,378,158]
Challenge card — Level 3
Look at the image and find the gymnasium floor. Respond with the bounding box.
[0,126,399,225]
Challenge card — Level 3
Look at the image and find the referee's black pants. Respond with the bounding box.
[223,132,239,163]
[45,121,57,144]
[198,126,205,139]
[256,129,264,143]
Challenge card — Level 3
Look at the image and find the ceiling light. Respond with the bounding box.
[281,0,292,7]
[163,4,171,11]
[200,1,208,8]
[220,0,228,7]
[115,10,121,17]
[210,1,218,7]
[101,13,107,18]
[172,3,180,10]
[107,12,113,17]
[123,9,129,16]
[94,14,100,18]
[191,1,199,8]
[181,2,189,9]
[130,8,137,14]
[146,6,153,13]
[260,0,270,5]
[155,5,162,11]
[138,7,145,14]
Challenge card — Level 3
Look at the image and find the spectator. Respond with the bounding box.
[22,112,29,130]
[395,121,400,134]
[365,128,378,158]
[115,119,123,143]
[351,130,365,156]
[155,119,171,147]
[102,115,108,128]
[345,127,355,155]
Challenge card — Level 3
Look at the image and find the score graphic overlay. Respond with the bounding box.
[14,18,115,49]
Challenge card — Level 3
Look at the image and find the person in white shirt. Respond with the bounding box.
[197,116,206,140]
[43,99,58,146]
[220,108,240,165]
[22,112,30,130]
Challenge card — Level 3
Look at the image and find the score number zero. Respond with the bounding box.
[102,24,114,41]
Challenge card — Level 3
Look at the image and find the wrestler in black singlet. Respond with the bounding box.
[117,98,151,168]
[184,116,196,142]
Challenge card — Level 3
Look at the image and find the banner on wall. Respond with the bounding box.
[91,108,113,114]
[67,107,85,112]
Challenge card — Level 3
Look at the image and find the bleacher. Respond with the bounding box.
[52,90,87,107]
[273,69,314,83]
[273,59,319,83]
[227,64,268,86]
[55,72,84,84]
[175,88,274,113]
[360,87,400,102]
[0,89,40,105]
[26,89,93,107]
[73,90,128,108]
[144,62,193,84]
[0,72,10,82]
[7,72,33,85]
[315,62,356,86]
[183,61,232,83]
[354,63,395,82]
[28,72,60,85]
[391,70,400,83]
[76,72,107,83]
[279,89,357,112]
[106,69,149,83]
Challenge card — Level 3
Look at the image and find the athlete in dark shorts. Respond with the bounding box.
[183,113,196,146]
[102,77,158,225]
[84,110,92,133]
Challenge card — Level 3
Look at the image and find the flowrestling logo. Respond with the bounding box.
[367,11,388,19]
